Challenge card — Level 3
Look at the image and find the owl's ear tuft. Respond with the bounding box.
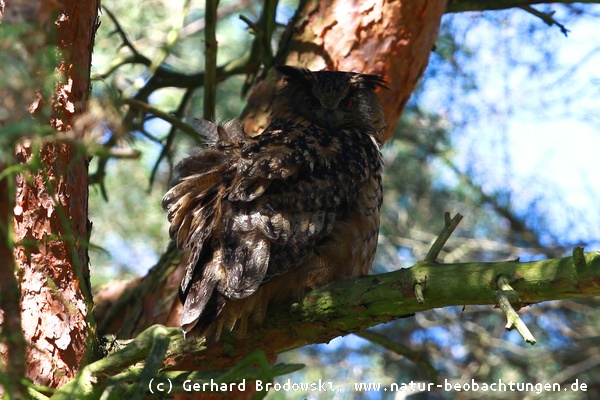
[358,73,389,91]
[276,65,312,84]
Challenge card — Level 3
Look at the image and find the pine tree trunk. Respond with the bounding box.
[0,0,99,392]
[242,0,446,142]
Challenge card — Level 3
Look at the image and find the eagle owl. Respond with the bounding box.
[162,65,386,339]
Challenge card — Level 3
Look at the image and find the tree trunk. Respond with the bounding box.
[0,0,99,391]
[241,0,446,142]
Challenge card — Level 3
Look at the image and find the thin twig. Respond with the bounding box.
[520,5,570,36]
[573,246,587,269]
[414,282,425,303]
[180,0,253,37]
[240,0,280,94]
[103,6,144,57]
[93,7,151,81]
[424,212,463,262]
[496,275,536,345]
[92,55,151,81]
[549,353,600,385]
[260,0,279,66]
[148,0,193,76]
[356,330,438,383]
[443,157,563,258]
[120,53,258,133]
[446,0,588,14]
[204,0,219,121]
[149,88,197,189]
[249,0,279,67]
[123,98,198,140]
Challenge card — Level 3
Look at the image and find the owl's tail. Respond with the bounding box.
[179,257,225,338]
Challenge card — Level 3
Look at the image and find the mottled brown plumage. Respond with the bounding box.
[162,65,386,339]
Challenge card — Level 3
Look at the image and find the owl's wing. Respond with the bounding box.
[193,118,247,144]
[162,127,342,335]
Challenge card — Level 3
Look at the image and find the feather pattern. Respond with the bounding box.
[162,66,385,338]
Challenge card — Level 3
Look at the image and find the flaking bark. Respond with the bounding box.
[2,0,99,389]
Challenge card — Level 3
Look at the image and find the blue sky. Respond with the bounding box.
[424,7,600,250]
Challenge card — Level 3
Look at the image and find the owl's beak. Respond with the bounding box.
[324,109,337,129]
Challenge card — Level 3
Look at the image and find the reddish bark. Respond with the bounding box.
[14,142,92,388]
[2,0,99,389]
[242,0,446,142]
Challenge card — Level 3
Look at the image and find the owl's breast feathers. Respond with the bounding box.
[162,119,382,339]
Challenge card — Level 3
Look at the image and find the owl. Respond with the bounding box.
[162,65,386,340]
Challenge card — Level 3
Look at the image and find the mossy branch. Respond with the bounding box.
[89,224,600,392]
[106,249,600,372]
[51,325,303,399]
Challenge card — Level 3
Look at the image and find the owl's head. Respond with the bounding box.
[272,65,387,134]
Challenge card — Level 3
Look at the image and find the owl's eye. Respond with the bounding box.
[339,97,355,110]
[305,97,319,109]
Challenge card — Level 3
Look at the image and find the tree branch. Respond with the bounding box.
[122,99,199,140]
[100,250,600,372]
[446,0,600,13]
[442,157,564,257]
[519,5,570,36]
[52,325,303,398]
[424,212,463,262]
[496,275,536,344]
[204,0,219,121]
[148,88,196,188]
[355,330,439,382]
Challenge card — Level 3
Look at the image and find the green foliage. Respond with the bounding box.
[0,22,62,160]
[48,325,303,399]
